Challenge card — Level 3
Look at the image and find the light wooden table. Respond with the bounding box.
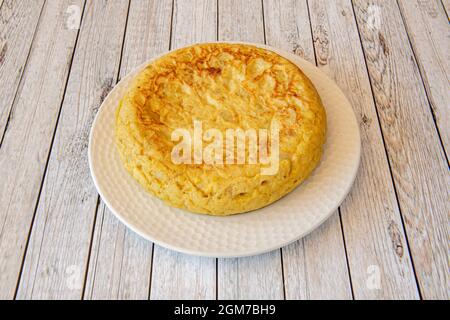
[0,0,448,300]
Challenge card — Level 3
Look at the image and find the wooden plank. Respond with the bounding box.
[263,0,352,300]
[353,0,449,299]
[283,215,353,299]
[0,0,44,140]
[263,0,316,62]
[84,0,173,300]
[15,0,129,299]
[218,251,283,300]
[218,0,265,43]
[117,0,174,81]
[216,0,284,300]
[309,0,419,299]
[84,203,153,300]
[150,247,216,299]
[149,0,217,300]
[171,0,218,46]
[397,0,450,154]
[0,0,84,299]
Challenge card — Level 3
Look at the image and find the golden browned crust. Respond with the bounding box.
[115,43,326,215]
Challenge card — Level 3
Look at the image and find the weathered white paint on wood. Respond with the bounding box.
[0,0,84,299]
[84,0,173,300]
[84,202,153,300]
[353,0,449,299]
[118,0,174,81]
[284,215,353,299]
[16,0,129,299]
[218,251,284,300]
[217,0,285,300]
[263,0,315,62]
[0,0,44,139]
[218,0,265,44]
[263,0,352,300]
[309,0,419,299]
[171,0,218,47]
[397,0,450,154]
[149,0,218,300]
[150,248,216,300]
[0,0,446,301]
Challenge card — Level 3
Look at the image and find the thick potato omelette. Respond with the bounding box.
[115,43,326,215]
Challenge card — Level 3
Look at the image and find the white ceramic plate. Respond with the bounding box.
[88,42,361,258]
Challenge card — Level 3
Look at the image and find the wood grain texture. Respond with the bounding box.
[263,0,315,61]
[0,0,44,140]
[118,0,173,81]
[217,0,284,300]
[397,0,450,154]
[171,0,217,46]
[0,0,83,299]
[149,0,218,300]
[353,0,449,299]
[16,0,129,299]
[84,0,173,300]
[282,215,353,299]
[218,251,283,300]
[150,248,216,300]
[263,0,352,300]
[84,202,153,300]
[309,0,419,299]
[0,0,446,300]
[218,0,265,43]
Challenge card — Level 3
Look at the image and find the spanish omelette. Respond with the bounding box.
[115,43,326,215]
